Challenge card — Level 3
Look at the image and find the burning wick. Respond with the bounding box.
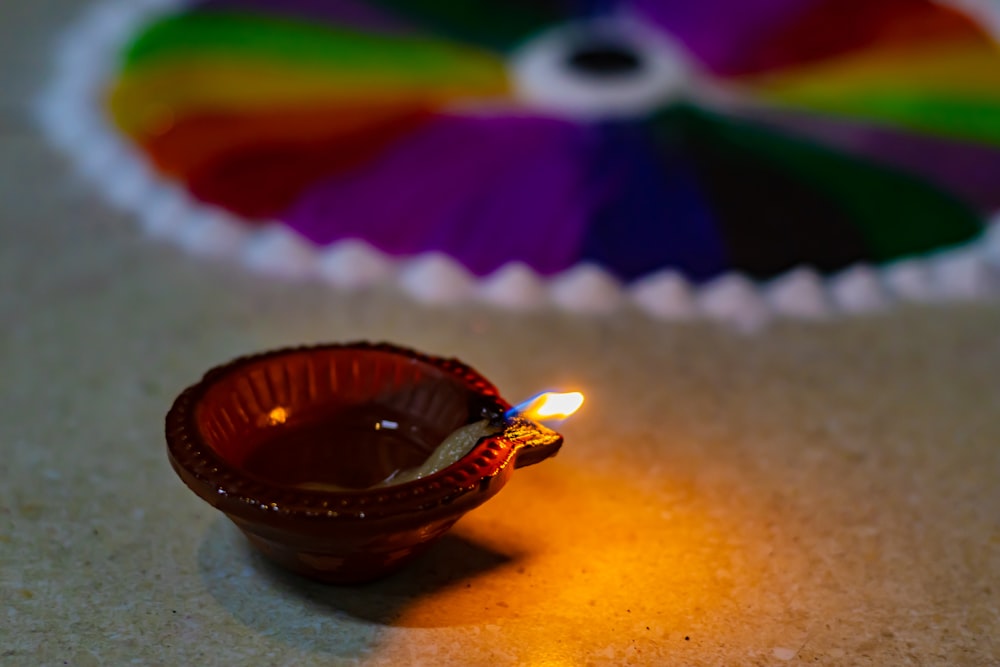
[383,391,585,486]
[506,391,585,422]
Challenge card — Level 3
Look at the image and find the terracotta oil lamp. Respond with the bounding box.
[165,342,578,583]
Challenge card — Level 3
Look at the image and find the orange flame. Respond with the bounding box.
[512,391,585,422]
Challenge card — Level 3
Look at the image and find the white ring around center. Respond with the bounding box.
[509,15,691,119]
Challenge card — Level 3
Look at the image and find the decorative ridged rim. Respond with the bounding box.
[36,0,1000,331]
[165,341,556,521]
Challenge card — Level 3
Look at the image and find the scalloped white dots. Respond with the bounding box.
[58,46,110,92]
[242,225,318,280]
[87,137,139,187]
[40,98,99,152]
[36,87,80,147]
[55,41,106,87]
[103,151,156,210]
[398,253,475,304]
[981,218,1000,266]
[828,265,890,314]
[74,128,126,180]
[765,268,830,319]
[478,262,547,310]
[930,248,998,300]
[629,270,696,320]
[317,239,394,289]
[34,0,1000,331]
[139,186,191,239]
[85,1,146,43]
[883,260,939,302]
[549,264,622,314]
[176,211,251,258]
[698,274,769,331]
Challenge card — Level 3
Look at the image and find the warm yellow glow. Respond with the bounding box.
[363,460,755,665]
[267,406,288,425]
[517,392,585,421]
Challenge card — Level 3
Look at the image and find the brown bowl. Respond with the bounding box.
[165,342,563,584]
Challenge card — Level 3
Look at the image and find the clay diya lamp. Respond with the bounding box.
[165,342,574,584]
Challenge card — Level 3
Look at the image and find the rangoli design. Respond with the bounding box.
[38,0,1000,327]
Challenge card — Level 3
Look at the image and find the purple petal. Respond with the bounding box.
[628,0,824,74]
[281,114,598,276]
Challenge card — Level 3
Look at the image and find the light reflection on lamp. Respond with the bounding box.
[267,406,288,425]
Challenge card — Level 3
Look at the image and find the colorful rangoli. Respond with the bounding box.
[38,0,1000,326]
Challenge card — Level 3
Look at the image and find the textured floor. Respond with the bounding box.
[2,2,1000,665]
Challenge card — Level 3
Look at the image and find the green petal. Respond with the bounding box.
[661,106,983,262]
[121,11,505,89]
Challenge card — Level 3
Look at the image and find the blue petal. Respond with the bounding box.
[579,121,730,282]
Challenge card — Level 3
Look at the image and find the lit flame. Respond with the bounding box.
[508,391,585,422]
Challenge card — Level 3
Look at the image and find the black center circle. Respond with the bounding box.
[566,41,644,77]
